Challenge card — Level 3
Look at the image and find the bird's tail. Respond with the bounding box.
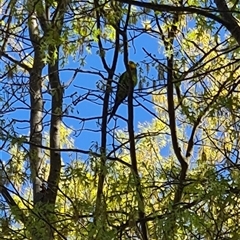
[108,102,120,123]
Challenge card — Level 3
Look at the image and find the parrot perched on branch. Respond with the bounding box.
[108,61,138,123]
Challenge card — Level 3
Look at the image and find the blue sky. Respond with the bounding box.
[55,29,162,153]
[0,7,228,167]
[0,20,163,165]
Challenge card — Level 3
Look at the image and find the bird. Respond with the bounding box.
[108,61,138,123]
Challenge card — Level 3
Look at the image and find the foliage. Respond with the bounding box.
[0,0,240,239]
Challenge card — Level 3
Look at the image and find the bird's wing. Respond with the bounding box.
[108,72,129,123]
[116,71,129,101]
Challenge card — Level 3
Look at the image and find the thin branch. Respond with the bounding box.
[0,51,32,72]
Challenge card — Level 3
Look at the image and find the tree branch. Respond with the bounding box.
[123,5,148,239]
[0,51,32,72]
[46,0,68,206]
[214,0,240,46]
[116,0,240,46]
[115,0,229,25]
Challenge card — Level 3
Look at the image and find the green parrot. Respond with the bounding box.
[108,61,138,122]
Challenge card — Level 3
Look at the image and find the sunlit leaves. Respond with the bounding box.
[102,24,116,42]
[141,19,152,31]
[92,28,101,42]
[7,144,27,189]
[1,0,240,239]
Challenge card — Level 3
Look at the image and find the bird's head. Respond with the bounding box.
[128,61,137,70]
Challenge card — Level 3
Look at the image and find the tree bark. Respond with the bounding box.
[214,0,240,46]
